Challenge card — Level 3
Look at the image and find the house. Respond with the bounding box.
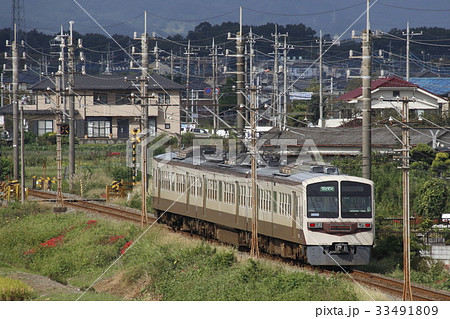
[259,126,450,158]
[338,76,448,115]
[409,77,450,114]
[0,73,184,142]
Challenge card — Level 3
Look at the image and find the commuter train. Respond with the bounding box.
[151,150,374,266]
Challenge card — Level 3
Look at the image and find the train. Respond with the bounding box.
[151,149,374,266]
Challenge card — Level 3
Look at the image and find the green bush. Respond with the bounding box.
[416,178,448,219]
[0,276,34,300]
[0,156,13,180]
[37,132,56,145]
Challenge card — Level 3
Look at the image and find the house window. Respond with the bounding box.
[87,119,111,137]
[45,96,51,104]
[158,93,170,104]
[115,93,129,105]
[27,95,36,105]
[392,90,400,98]
[94,93,108,105]
[165,123,170,130]
[37,120,53,136]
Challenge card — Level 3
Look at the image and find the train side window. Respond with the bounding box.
[224,183,235,204]
[190,176,202,197]
[259,189,271,212]
[279,192,292,216]
[207,179,218,201]
[161,171,171,191]
[239,185,246,207]
[296,195,302,222]
[176,173,185,193]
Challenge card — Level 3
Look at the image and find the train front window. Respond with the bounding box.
[306,182,338,218]
[341,181,372,218]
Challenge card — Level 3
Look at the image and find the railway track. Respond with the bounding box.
[349,269,450,301]
[27,189,450,301]
[27,189,150,223]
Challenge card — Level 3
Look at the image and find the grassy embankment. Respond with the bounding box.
[0,202,377,301]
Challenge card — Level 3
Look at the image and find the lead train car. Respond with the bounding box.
[152,153,374,266]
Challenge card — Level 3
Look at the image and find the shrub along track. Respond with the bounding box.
[27,189,450,301]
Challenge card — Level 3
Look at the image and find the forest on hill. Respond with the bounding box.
[1,22,450,74]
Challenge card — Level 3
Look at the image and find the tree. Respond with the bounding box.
[410,143,437,169]
[431,152,450,176]
[416,178,449,219]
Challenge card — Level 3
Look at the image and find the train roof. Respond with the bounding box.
[154,151,372,185]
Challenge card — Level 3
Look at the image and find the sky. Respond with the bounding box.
[1,0,450,38]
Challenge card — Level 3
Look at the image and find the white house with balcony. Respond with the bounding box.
[8,74,183,141]
[338,76,448,115]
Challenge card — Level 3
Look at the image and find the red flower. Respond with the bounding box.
[40,235,64,247]
[108,152,121,156]
[24,248,36,255]
[109,235,125,243]
[85,220,98,229]
[120,241,133,255]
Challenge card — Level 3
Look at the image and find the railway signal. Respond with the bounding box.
[60,123,69,135]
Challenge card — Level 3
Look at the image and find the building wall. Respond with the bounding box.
[350,88,445,111]
[24,89,181,138]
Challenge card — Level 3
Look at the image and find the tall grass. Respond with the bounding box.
[0,203,362,300]
[0,276,34,300]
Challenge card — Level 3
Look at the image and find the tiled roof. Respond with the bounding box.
[260,126,450,148]
[338,76,418,101]
[30,74,184,91]
[409,78,450,96]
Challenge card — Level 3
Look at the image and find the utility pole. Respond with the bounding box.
[0,72,4,108]
[54,27,66,212]
[403,22,422,82]
[227,7,245,152]
[211,38,218,134]
[154,41,160,75]
[133,12,149,227]
[351,1,372,180]
[249,84,259,258]
[10,25,19,180]
[236,7,245,150]
[67,21,76,193]
[271,25,280,129]
[185,40,193,124]
[170,50,174,82]
[281,33,292,130]
[318,30,324,128]
[361,29,372,181]
[381,94,414,300]
[19,96,25,202]
[401,96,413,301]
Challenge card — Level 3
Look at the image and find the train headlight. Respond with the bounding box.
[308,222,323,229]
[357,222,372,229]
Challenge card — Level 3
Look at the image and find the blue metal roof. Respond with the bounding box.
[409,78,450,96]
